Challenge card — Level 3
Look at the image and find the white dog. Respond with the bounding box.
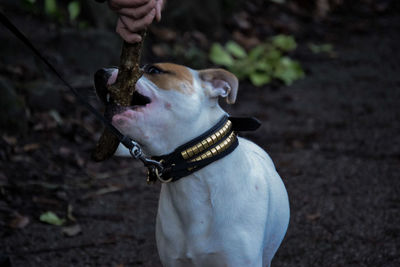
[97,63,289,267]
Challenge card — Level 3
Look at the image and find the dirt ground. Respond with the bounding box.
[1,1,399,267]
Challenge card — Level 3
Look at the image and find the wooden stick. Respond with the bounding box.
[92,33,145,161]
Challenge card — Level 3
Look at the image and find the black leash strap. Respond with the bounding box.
[0,11,261,183]
[0,11,135,150]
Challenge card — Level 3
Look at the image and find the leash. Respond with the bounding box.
[0,11,164,174]
[1,11,262,183]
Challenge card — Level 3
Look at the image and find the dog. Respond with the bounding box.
[95,63,290,267]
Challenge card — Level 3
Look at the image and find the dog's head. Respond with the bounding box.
[95,63,238,156]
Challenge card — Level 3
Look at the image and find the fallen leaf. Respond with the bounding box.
[49,109,63,125]
[9,213,30,229]
[233,12,251,30]
[81,185,123,200]
[23,143,40,152]
[10,155,31,163]
[59,146,72,157]
[75,154,85,167]
[62,224,82,237]
[2,135,17,146]
[307,213,321,221]
[33,123,45,131]
[39,211,66,226]
[67,204,76,222]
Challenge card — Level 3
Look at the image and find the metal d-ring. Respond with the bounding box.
[127,141,171,183]
[155,168,173,183]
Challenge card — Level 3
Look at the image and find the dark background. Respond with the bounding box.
[0,0,399,266]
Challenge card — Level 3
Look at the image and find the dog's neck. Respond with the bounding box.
[143,105,227,157]
[147,114,239,183]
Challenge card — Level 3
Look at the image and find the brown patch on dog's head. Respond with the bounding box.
[143,63,194,94]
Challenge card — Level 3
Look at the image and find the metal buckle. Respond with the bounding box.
[129,145,142,159]
[127,138,170,184]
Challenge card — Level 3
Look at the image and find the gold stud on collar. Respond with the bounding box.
[181,120,232,160]
[190,131,236,162]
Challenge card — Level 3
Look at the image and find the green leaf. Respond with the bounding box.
[225,41,247,59]
[255,61,272,72]
[249,72,271,86]
[39,211,66,226]
[264,48,282,64]
[248,44,266,60]
[209,43,234,67]
[273,57,304,85]
[68,1,81,21]
[44,0,57,16]
[229,60,252,79]
[271,34,297,51]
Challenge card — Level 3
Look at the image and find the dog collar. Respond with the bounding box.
[147,115,261,183]
[0,12,259,183]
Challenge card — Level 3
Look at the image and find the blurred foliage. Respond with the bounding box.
[308,43,335,56]
[209,35,305,86]
[67,1,80,21]
[21,0,82,24]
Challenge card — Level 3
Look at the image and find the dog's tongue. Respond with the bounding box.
[92,35,145,162]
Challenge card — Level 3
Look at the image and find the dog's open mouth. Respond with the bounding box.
[131,90,151,108]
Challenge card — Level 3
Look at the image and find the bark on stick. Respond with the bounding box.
[92,34,145,161]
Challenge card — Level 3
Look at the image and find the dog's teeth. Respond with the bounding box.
[106,93,110,103]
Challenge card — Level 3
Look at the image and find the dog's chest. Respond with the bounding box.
[156,176,215,246]
[155,162,235,261]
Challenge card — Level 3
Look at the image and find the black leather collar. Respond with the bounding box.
[0,12,261,183]
[147,115,261,183]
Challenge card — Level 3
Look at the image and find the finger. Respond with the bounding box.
[110,0,150,8]
[155,0,163,21]
[116,18,142,43]
[120,8,156,32]
[117,0,156,19]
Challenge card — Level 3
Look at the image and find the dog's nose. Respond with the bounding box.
[94,67,117,104]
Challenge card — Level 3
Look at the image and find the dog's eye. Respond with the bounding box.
[144,65,164,75]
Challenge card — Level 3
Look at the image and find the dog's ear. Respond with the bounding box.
[198,68,238,104]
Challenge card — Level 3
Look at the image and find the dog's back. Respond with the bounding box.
[156,137,290,267]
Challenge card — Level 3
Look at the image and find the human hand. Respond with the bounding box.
[109,0,164,43]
